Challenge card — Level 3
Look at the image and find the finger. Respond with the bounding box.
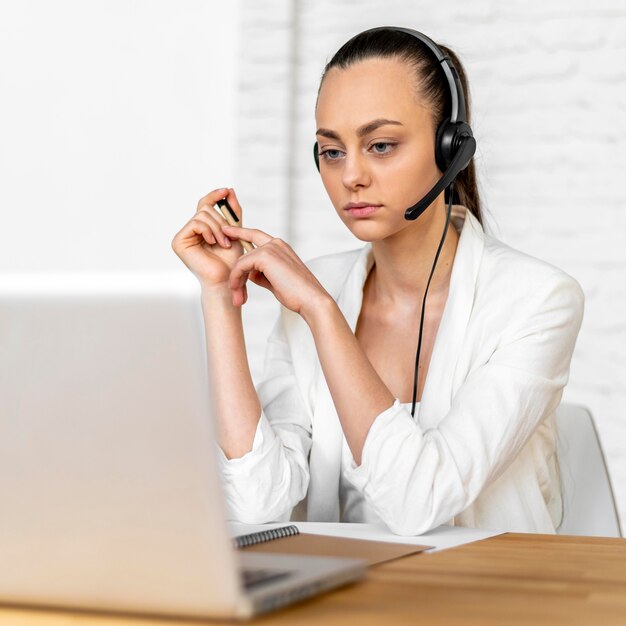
[197,204,234,235]
[221,225,273,248]
[173,217,214,246]
[192,211,232,248]
[249,269,273,293]
[196,208,235,248]
[196,187,229,212]
[231,275,249,307]
[186,218,217,246]
[196,205,226,222]
[196,192,238,235]
[228,249,267,293]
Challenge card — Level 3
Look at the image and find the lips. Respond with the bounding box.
[343,202,381,211]
[344,202,382,218]
[345,205,380,217]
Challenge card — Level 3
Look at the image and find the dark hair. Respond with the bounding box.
[316,28,482,225]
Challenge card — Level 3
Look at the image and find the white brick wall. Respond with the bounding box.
[233,0,626,529]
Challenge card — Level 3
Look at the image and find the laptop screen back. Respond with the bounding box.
[0,272,244,618]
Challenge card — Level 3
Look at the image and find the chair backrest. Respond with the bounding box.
[555,403,622,537]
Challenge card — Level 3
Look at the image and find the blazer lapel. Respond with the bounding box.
[419,206,485,425]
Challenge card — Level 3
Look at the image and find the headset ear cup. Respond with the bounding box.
[436,119,474,174]
[313,142,320,172]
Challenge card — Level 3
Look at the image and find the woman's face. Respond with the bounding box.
[315,57,441,241]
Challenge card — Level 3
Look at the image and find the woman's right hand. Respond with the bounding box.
[171,187,246,287]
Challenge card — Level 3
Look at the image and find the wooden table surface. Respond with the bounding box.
[1,532,625,625]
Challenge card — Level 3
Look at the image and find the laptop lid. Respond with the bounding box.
[0,272,249,618]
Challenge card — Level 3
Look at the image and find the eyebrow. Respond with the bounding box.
[315,118,403,140]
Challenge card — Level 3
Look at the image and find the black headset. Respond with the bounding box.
[313,26,476,221]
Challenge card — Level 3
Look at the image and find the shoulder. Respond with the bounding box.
[477,230,585,325]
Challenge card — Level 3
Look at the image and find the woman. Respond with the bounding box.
[171,27,584,535]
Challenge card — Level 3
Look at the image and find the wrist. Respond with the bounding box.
[200,282,238,310]
[301,293,337,328]
[200,280,230,296]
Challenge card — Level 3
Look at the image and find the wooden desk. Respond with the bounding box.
[1,533,625,625]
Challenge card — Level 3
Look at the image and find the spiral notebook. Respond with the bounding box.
[233,525,431,567]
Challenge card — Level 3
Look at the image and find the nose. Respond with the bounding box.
[341,150,371,191]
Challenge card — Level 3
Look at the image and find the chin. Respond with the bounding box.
[341,221,391,243]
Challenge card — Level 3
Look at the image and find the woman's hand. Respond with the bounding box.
[171,187,246,287]
[221,225,333,318]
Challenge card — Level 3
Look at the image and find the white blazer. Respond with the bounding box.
[219,205,585,535]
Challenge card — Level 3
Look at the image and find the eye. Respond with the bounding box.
[369,142,396,155]
[318,148,344,161]
[318,142,397,163]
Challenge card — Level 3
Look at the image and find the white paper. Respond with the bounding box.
[229,521,503,553]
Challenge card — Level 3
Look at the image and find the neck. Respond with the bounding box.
[368,200,460,310]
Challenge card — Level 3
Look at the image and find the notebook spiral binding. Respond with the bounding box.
[234,524,300,549]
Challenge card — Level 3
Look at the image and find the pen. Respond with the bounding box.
[214,197,255,254]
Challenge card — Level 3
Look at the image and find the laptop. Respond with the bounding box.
[0,271,365,620]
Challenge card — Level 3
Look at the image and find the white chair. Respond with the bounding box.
[555,403,622,537]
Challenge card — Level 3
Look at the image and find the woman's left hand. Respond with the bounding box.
[221,224,332,318]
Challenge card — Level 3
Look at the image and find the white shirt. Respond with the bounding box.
[217,205,584,535]
[340,401,420,523]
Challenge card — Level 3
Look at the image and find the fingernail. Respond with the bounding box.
[215,187,227,193]
[225,237,231,247]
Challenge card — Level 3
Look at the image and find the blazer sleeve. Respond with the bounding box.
[216,310,313,523]
[343,272,585,535]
